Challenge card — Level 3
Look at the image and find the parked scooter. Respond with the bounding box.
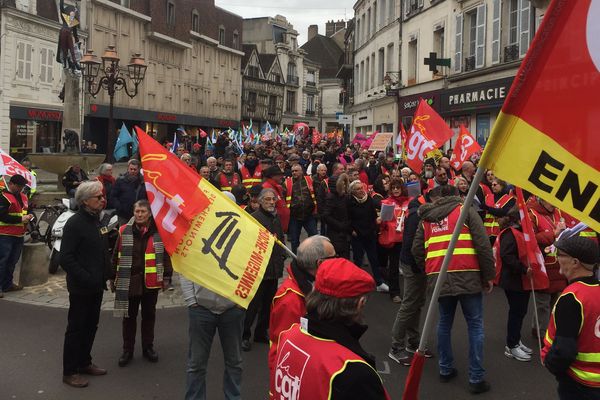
[48,198,119,274]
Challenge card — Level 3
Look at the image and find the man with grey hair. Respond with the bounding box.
[61,181,110,388]
[206,156,220,186]
[242,188,286,351]
[267,235,336,372]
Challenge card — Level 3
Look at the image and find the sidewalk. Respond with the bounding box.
[2,269,185,310]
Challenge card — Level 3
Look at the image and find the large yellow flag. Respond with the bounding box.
[479,0,600,232]
[136,127,276,308]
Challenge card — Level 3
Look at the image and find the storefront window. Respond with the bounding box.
[10,119,61,160]
[476,113,490,146]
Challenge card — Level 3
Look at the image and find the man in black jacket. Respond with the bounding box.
[61,180,111,388]
[243,187,285,351]
[110,159,147,226]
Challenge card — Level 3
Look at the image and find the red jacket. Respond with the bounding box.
[263,178,290,232]
[268,266,306,374]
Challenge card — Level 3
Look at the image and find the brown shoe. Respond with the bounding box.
[63,374,89,388]
[5,283,23,292]
[80,364,107,376]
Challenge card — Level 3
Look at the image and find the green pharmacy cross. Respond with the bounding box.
[424,52,451,74]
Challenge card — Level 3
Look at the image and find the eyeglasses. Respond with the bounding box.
[317,253,339,265]
[93,194,105,200]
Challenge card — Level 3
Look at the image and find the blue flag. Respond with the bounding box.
[114,123,132,161]
[132,129,139,155]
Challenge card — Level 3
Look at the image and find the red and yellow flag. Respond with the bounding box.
[136,127,276,308]
[479,0,600,232]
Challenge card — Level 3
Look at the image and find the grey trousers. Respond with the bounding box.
[391,264,427,349]
[532,291,560,337]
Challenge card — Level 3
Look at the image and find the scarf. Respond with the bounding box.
[114,218,164,318]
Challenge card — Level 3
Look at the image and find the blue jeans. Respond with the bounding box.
[288,215,318,254]
[351,235,384,285]
[0,235,24,291]
[437,293,485,383]
[185,305,244,400]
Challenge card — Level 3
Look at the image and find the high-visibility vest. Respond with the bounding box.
[422,205,479,275]
[542,281,600,388]
[218,172,240,192]
[270,324,391,400]
[284,176,315,208]
[483,193,514,237]
[240,165,262,189]
[117,225,162,289]
[529,207,563,264]
[0,191,28,237]
[426,178,455,192]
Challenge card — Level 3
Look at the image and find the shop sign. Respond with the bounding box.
[26,109,62,121]
[441,77,514,113]
[398,91,441,117]
[16,124,29,136]
[157,113,177,122]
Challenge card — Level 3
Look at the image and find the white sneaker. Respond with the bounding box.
[376,283,389,292]
[504,345,532,362]
[518,341,533,355]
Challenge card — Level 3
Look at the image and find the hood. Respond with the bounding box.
[418,196,462,222]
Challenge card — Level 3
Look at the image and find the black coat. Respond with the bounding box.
[60,209,111,294]
[252,207,285,280]
[62,167,89,195]
[110,174,147,220]
[323,192,351,257]
[498,227,527,291]
[347,195,378,238]
[400,196,424,273]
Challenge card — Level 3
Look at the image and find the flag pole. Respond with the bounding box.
[529,272,544,364]
[415,167,486,358]
[274,237,297,260]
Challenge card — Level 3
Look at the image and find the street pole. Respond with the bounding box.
[107,91,115,163]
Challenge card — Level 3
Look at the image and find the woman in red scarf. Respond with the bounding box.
[96,163,116,208]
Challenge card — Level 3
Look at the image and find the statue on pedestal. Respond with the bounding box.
[56,0,81,73]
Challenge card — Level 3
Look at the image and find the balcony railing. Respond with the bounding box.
[287,75,299,86]
[504,44,519,62]
[305,110,315,116]
[306,80,316,87]
[464,56,476,72]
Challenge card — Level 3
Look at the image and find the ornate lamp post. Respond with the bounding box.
[80,45,147,162]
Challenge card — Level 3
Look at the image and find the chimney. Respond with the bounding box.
[308,25,319,41]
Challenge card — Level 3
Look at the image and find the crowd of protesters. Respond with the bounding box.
[13,128,595,398]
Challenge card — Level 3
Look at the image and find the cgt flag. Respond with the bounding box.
[405,99,454,172]
[135,127,276,308]
[0,148,37,190]
[451,125,481,171]
[479,0,600,232]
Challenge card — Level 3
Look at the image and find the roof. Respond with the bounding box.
[241,44,258,69]
[300,34,344,79]
[258,54,277,73]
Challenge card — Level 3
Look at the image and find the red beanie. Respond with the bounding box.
[315,258,375,298]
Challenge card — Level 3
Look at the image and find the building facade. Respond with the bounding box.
[399,0,547,147]
[0,0,87,160]
[240,44,284,128]
[243,15,320,129]
[352,0,402,138]
[84,0,244,153]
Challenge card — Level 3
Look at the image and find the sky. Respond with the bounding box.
[215,0,356,45]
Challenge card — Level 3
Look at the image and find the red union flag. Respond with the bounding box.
[451,125,481,170]
[136,127,210,253]
[479,0,600,232]
[0,148,36,189]
[405,99,454,172]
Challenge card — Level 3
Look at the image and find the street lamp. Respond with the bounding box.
[80,45,147,162]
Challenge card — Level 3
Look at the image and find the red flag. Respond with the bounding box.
[451,125,482,170]
[135,126,211,254]
[312,129,322,145]
[405,99,454,172]
[515,187,549,290]
[402,351,426,400]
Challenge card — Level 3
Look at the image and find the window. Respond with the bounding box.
[509,0,519,45]
[40,48,54,83]
[306,94,315,114]
[404,0,423,17]
[456,4,486,72]
[371,53,376,89]
[286,90,296,113]
[387,43,394,72]
[269,95,277,114]
[248,65,260,78]
[366,9,371,39]
[16,42,32,80]
[356,19,361,48]
[373,2,377,33]
[247,91,257,112]
[433,27,445,72]
[191,10,199,32]
[306,70,316,86]
[355,63,360,94]
[379,0,386,27]
[121,0,130,7]
[378,48,385,86]
[389,0,395,21]
[272,73,281,83]
[365,57,370,91]
[407,37,417,85]
[219,26,226,45]
[287,62,298,85]
[167,1,175,27]
[233,31,239,49]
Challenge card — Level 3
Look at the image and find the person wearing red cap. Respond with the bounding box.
[270,258,390,400]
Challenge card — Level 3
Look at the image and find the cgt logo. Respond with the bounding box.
[275,340,310,400]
